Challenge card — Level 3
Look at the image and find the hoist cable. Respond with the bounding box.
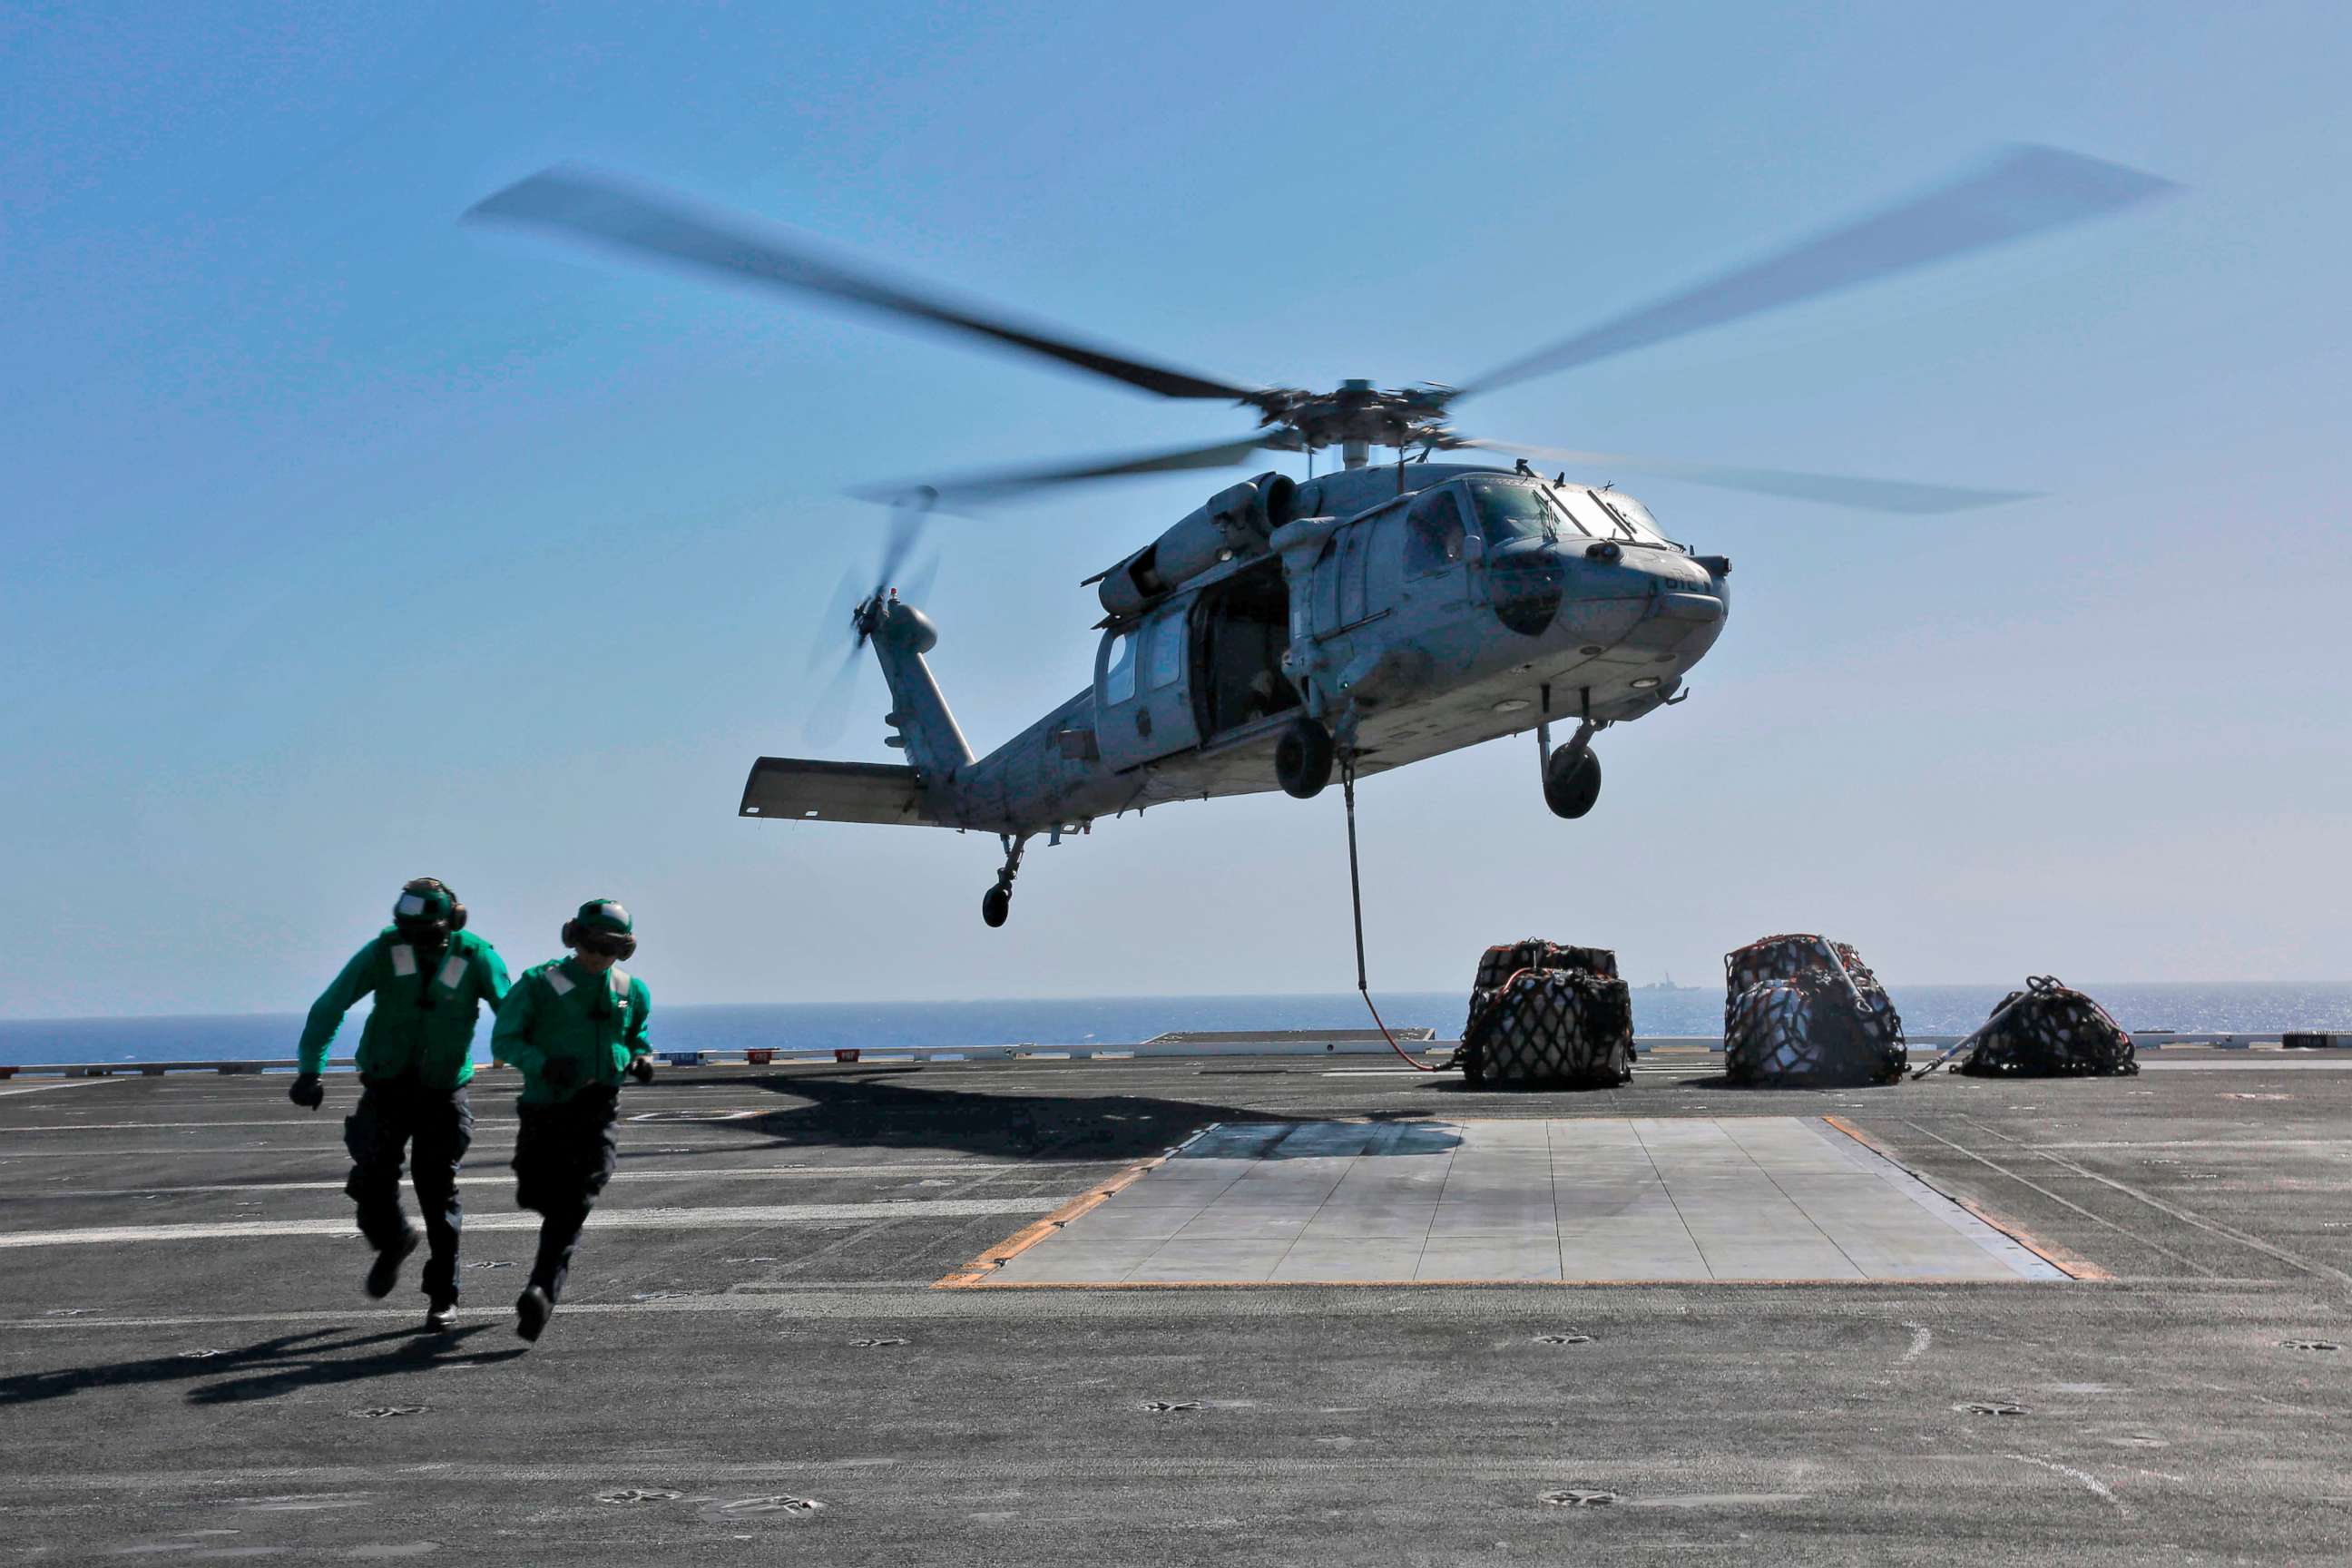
[1340,754,1446,1073]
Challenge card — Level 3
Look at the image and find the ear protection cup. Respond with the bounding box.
[560,918,581,947]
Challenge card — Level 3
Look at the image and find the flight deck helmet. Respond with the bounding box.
[562,897,637,960]
[392,877,466,943]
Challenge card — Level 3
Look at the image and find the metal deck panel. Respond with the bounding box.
[988,1117,2069,1285]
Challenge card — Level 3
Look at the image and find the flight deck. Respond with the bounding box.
[4,1046,2347,1563]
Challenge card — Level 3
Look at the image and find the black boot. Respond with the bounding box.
[365,1227,420,1299]
[514,1284,553,1342]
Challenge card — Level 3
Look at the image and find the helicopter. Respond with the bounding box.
[468,145,2169,927]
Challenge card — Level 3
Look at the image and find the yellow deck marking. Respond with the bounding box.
[934,1135,1198,1289]
[1821,1114,2108,1281]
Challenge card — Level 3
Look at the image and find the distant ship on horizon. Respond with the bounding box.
[1637,974,1689,992]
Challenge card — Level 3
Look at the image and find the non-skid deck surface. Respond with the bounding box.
[989,1117,2067,1284]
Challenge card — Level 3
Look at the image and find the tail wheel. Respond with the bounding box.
[1543,747,1602,818]
[1276,718,1335,799]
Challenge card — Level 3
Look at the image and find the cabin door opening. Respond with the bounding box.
[1194,558,1301,739]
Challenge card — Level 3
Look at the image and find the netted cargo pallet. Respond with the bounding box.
[1722,934,1906,1085]
[1460,943,1633,1090]
[1954,976,2135,1077]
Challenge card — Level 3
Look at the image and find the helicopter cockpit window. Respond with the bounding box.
[1593,489,1671,544]
[1403,487,1467,576]
[1565,486,1669,545]
[1101,628,1137,705]
[1146,610,1183,690]
[1465,475,1557,547]
[1539,487,1593,536]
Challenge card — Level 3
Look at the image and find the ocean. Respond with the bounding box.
[3,984,2347,1069]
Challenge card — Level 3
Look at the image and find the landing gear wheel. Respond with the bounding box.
[1543,747,1602,819]
[982,834,1027,928]
[1276,718,1335,799]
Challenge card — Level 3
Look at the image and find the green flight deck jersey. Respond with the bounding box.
[491,957,653,1105]
[296,928,512,1088]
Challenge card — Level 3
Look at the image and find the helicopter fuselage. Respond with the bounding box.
[781,462,1727,843]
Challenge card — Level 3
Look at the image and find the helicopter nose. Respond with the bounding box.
[1538,544,1727,659]
[1621,550,1729,658]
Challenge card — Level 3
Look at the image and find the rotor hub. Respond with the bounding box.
[1250,379,1459,459]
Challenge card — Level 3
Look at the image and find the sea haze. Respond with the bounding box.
[2,984,2347,1068]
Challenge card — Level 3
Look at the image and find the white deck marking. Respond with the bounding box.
[2007,1454,2130,1514]
[0,1102,796,1132]
[0,1077,126,1098]
[45,1163,1035,1196]
[0,1198,1063,1248]
[0,1118,529,1132]
[2136,1058,2352,1071]
[2025,1138,2352,1151]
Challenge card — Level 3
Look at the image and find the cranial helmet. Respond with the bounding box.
[561,897,637,960]
[392,877,466,942]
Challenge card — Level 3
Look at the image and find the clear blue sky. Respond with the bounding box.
[4,1,2347,1019]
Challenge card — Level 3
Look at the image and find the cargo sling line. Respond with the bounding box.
[1911,986,2034,1081]
[1339,754,1446,1073]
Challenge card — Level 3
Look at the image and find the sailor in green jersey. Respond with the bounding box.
[293,877,510,1329]
[491,897,653,1342]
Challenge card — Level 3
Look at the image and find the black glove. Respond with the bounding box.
[541,1057,579,1090]
[627,1054,655,1085]
[288,1073,324,1111]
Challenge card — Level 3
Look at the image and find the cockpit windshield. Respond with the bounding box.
[1555,485,1671,545]
[1464,476,1556,546]
[1595,489,1669,543]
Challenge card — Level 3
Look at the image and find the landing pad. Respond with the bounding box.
[972,1117,2072,1285]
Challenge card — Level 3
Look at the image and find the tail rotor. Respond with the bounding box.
[800,488,939,746]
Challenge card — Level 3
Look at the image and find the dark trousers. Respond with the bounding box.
[343,1077,474,1303]
[512,1085,621,1303]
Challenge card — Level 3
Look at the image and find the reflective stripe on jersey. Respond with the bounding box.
[436,953,469,993]
[545,968,575,996]
[389,945,417,978]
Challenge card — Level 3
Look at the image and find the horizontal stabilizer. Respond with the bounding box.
[739,757,946,827]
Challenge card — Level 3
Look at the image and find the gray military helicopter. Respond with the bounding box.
[471,146,2168,927]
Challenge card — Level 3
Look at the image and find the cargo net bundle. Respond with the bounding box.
[1723,934,1906,1086]
[1458,940,1635,1090]
[1955,975,2136,1077]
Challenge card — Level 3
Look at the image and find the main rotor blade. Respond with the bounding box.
[898,553,940,612]
[1459,144,2175,398]
[1467,439,2034,514]
[874,489,936,595]
[467,167,1263,403]
[856,432,1279,510]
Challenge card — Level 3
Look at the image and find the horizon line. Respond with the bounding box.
[5,977,2350,1029]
